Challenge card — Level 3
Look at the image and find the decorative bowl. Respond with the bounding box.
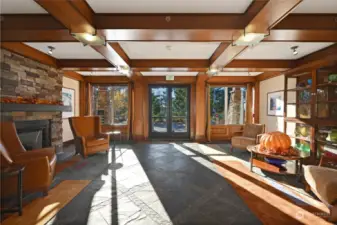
[265,158,287,166]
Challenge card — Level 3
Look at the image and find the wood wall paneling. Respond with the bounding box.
[254,81,260,123]
[210,125,244,141]
[195,74,208,142]
[131,77,145,140]
[246,83,253,124]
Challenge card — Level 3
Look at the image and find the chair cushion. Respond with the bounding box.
[232,136,256,149]
[303,165,337,206]
[86,136,108,147]
[243,124,264,138]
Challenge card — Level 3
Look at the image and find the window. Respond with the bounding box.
[210,87,246,125]
[92,85,128,125]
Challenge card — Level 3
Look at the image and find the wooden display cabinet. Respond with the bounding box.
[284,62,337,165]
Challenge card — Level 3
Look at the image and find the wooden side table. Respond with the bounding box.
[247,145,310,180]
[1,165,25,216]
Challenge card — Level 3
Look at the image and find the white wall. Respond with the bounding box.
[62,77,80,142]
[260,75,285,132]
[259,75,296,132]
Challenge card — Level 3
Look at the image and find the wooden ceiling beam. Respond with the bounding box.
[209,43,231,66]
[58,59,114,69]
[0,42,58,67]
[34,0,130,70]
[4,13,335,31]
[34,0,95,34]
[131,59,209,68]
[207,76,256,84]
[226,59,294,69]
[2,13,336,42]
[211,0,302,72]
[63,71,85,81]
[57,59,293,71]
[256,44,337,80]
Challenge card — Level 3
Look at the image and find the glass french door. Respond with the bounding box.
[149,85,190,139]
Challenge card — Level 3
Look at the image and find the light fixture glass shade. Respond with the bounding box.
[71,33,106,46]
[233,33,266,46]
[118,65,132,76]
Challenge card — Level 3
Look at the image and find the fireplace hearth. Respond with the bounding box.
[15,120,51,150]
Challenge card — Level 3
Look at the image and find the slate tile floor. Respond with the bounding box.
[47,143,261,225]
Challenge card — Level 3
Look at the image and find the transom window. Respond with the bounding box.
[91,85,128,125]
[210,86,246,125]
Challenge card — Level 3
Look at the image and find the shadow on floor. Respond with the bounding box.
[177,143,328,217]
[131,143,260,225]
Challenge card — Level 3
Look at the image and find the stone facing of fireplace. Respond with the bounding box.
[0,49,64,153]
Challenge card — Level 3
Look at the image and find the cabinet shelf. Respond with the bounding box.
[317,82,337,87]
[316,139,337,147]
[289,135,311,142]
[286,87,312,92]
[316,100,337,103]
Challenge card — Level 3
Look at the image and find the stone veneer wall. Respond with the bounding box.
[0,49,64,153]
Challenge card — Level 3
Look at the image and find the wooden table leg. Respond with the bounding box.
[250,151,254,172]
[18,170,23,216]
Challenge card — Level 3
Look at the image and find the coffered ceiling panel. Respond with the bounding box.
[24,42,105,59]
[236,42,335,60]
[1,0,48,14]
[141,72,198,76]
[78,71,123,76]
[218,72,262,76]
[292,0,337,13]
[86,0,253,13]
[119,42,221,59]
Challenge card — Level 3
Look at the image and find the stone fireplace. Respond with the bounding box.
[15,119,51,150]
[1,49,64,153]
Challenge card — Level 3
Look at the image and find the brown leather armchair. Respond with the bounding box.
[0,121,56,197]
[69,116,110,158]
[303,166,337,222]
[230,124,265,152]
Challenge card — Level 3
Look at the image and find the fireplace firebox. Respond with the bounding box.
[15,120,51,150]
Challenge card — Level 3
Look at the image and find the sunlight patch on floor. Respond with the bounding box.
[87,146,172,225]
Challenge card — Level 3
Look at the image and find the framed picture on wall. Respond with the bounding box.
[267,91,284,116]
[62,87,75,118]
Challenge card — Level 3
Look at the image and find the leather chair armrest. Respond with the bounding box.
[13,148,55,161]
[14,156,51,183]
[97,133,109,139]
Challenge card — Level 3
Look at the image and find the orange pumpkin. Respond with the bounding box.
[259,131,291,154]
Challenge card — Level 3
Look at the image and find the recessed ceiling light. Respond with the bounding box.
[47,46,55,55]
[291,46,299,55]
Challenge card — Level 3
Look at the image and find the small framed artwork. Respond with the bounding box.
[267,91,284,116]
[62,87,75,118]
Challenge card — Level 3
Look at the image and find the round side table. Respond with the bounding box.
[1,165,25,216]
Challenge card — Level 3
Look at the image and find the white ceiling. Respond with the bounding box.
[25,42,105,59]
[78,71,123,76]
[1,0,47,14]
[141,72,198,76]
[119,42,220,59]
[292,0,337,14]
[86,0,253,13]
[218,72,262,76]
[236,42,335,60]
